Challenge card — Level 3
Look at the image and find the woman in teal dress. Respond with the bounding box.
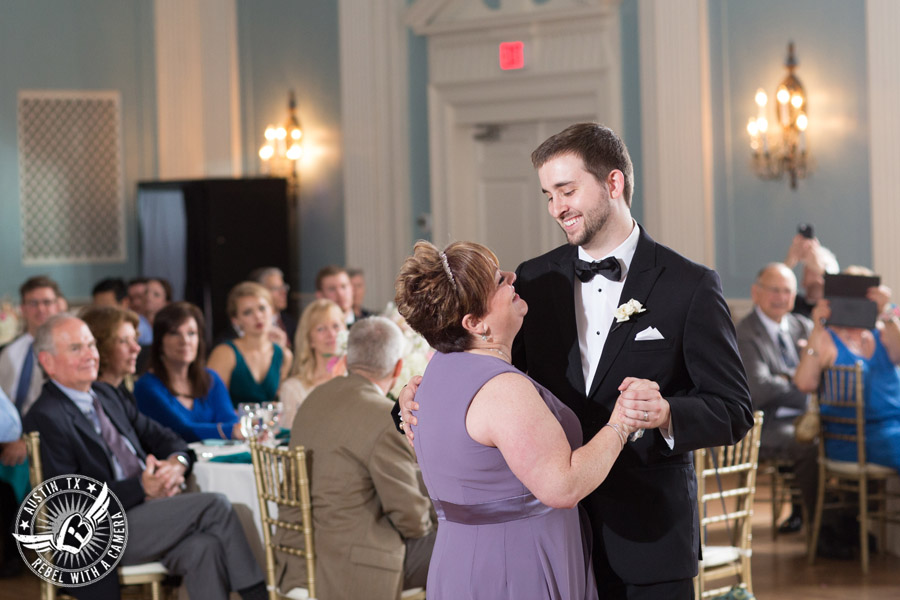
[795,273,900,472]
[208,282,293,408]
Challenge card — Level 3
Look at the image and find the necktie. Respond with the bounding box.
[14,342,34,412]
[574,257,622,283]
[778,332,797,370]
[92,396,144,479]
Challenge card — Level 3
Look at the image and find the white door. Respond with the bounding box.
[462,118,587,270]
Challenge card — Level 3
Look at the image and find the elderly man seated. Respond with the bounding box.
[22,314,268,600]
[736,263,818,535]
[277,317,436,600]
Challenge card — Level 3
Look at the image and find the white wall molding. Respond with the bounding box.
[154,0,242,179]
[338,0,411,308]
[867,0,900,291]
[413,0,623,251]
[638,0,714,267]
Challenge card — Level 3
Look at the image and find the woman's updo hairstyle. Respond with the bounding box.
[395,240,499,353]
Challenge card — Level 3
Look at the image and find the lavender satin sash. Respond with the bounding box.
[431,492,553,525]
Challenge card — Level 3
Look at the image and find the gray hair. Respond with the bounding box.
[33,313,80,355]
[346,317,405,379]
[249,266,284,283]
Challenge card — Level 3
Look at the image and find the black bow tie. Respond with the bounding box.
[573,257,622,283]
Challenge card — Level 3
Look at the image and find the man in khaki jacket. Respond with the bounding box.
[277,317,435,599]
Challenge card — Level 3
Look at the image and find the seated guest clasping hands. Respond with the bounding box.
[23,314,267,600]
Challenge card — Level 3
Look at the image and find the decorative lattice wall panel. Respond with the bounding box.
[18,91,125,264]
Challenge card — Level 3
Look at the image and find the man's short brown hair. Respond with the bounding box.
[20,275,61,301]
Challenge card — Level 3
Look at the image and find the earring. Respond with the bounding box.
[481,328,488,342]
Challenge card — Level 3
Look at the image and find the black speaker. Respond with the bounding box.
[137,178,296,341]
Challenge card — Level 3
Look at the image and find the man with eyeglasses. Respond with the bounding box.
[249,266,297,346]
[0,276,62,423]
[736,263,819,537]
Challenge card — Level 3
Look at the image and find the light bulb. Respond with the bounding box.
[264,126,276,141]
[796,113,808,131]
[776,88,790,104]
[259,145,274,160]
[791,94,803,109]
[757,117,768,134]
[275,127,287,140]
[286,144,303,160]
[747,118,758,136]
[290,128,302,140]
[755,89,768,107]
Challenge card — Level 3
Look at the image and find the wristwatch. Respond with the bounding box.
[173,454,190,469]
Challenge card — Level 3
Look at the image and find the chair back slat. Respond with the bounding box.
[694,411,764,599]
[249,441,316,600]
[816,362,866,464]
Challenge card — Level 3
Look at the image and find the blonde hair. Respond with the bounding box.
[290,299,346,385]
[226,281,273,318]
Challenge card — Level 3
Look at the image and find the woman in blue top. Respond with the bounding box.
[135,302,242,442]
[208,282,293,408]
[794,268,900,472]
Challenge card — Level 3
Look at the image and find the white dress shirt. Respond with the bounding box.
[0,333,43,416]
[575,222,640,392]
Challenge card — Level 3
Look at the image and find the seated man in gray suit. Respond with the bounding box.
[277,317,435,600]
[23,314,267,600]
[736,263,817,533]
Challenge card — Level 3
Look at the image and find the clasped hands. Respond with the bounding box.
[611,377,670,436]
[142,454,187,499]
[397,375,669,447]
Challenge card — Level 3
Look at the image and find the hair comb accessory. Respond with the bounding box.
[440,252,458,290]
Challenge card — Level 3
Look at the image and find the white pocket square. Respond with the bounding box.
[635,326,664,341]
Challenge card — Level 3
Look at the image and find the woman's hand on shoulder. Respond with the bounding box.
[399,375,422,445]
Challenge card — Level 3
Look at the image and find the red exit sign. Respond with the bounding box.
[499,41,524,70]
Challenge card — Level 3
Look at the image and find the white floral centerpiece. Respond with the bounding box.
[0,300,20,346]
[382,301,435,400]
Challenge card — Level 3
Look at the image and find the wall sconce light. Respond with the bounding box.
[747,42,810,189]
[259,90,303,185]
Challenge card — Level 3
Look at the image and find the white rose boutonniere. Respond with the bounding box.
[614,299,647,323]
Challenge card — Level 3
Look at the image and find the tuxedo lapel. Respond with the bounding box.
[588,229,664,399]
[547,247,586,396]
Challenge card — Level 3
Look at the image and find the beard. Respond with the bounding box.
[559,197,611,249]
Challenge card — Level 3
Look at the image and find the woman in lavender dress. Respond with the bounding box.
[395,241,636,600]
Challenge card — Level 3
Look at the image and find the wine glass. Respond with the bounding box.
[237,403,261,439]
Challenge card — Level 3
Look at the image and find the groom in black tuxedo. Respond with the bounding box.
[513,123,752,598]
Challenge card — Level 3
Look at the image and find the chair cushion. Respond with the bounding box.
[700,545,744,568]
[824,459,895,477]
[119,562,168,577]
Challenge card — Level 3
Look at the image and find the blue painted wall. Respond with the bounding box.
[236,0,343,294]
[712,0,870,297]
[0,0,155,301]
[0,0,875,303]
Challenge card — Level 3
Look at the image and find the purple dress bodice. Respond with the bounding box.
[412,351,597,599]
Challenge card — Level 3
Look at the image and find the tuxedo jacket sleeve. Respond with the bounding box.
[23,380,191,510]
[736,310,812,414]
